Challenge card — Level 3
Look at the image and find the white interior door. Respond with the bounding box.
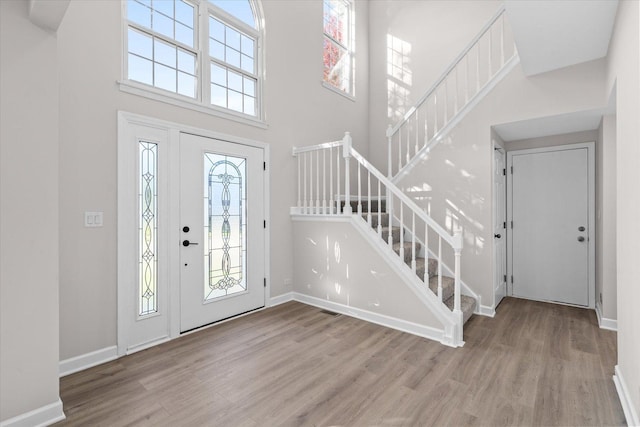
[180,133,265,333]
[493,148,507,307]
[509,145,592,306]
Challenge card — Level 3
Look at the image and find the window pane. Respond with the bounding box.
[228,89,242,112]
[177,49,195,74]
[226,47,240,68]
[324,0,348,44]
[154,39,176,67]
[240,54,253,73]
[211,84,226,107]
[128,54,153,85]
[128,0,152,28]
[243,77,255,96]
[225,27,241,50]
[178,71,196,97]
[209,0,256,28]
[209,17,225,42]
[175,0,194,27]
[243,95,255,115]
[155,63,177,92]
[152,10,174,38]
[228,69,242,92]
[175,23,194,47]
[210,40,224,61]
[240,35,254,56]
[211,63,226,85]
[139,141,158,316]
[152,0,174,18]
[128,28,152,59]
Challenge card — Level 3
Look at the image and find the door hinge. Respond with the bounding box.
[502,168,506,176]
[503,274,507,283]
[263,220,266,228]
[503,221,506,229]
[510,221,513,229]
[263,161,266,171]
[264,278,267,288]
[510,166,513,174]
[511,275,514,284]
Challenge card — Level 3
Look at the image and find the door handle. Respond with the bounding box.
[182,240,199,247]
[577,236,585,242]
[494,234,502,239]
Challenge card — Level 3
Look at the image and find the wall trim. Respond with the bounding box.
[613,365,639,427]
[59,346,118,377]
[292,292,445,344]
[478,304,496,317]
[0,398,65,427]
[595,302,618,331]
[269,292,294,307]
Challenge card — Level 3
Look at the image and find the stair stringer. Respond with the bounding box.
[348,214,464,347]
[391,54,521,184]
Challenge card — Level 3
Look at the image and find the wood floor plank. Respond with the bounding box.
[55,298,626,427]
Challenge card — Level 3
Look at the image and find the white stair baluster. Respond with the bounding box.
[411,212,416,273]
[398,128,402,171]
[367,170,372,226]
[343,132,352,214]
[357,161,362,215]
[377,180,382,236]
[424,223,429,283]
[399,202,404,262]
[315,150,320,214]
[303,152,308,214]
[329,147,334,215]
[297,154,301,212]
[322,149,326,214]
[336,144,341,213]
[438,236,443,302]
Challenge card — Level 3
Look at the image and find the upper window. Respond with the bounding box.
[322,0,353,96]
[125,0,262,119]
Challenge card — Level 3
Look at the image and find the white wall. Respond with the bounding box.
[606,0,640,422]
[0,0,62,422]
[292,218,442,330]
[505,129,598,152]
[56,0,370,360]
[387,59,607,309]
[595,116,617,322]
[367,0,502,171]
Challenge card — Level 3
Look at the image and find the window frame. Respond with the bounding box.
[322,0,355,99]
[120,0,266,127]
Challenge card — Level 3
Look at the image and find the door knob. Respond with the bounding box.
[577,236,585,242]
[182,240,199,246]
[494,234,502,238]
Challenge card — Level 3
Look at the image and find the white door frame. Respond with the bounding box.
[117,111,270,356]
[492,143,507,309]
[506,142,595,308]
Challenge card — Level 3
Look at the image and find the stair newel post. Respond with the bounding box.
[453,230,463,314]
[342,132,352,215]
[411,212,416,273]
[386,124,393,179]
[296,151,301,212]
[437,236,443,302]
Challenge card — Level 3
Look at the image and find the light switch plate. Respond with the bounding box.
[85,211,103,227]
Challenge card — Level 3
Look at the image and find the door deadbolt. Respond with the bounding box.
[183,226,190,233]
[578,226,585,232]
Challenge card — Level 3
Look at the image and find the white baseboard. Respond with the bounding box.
[595,303,618,331]
[613,365,640,426]
[292,292,446,345]
[59,345,118,377]
[0,398,65,427]
[477,304,496,317]
[269,292,294,307]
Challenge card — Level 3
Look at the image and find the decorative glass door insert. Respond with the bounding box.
[203,153,247,301]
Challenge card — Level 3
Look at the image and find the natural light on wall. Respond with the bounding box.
[323,0,354,96]
[386,34,412,121]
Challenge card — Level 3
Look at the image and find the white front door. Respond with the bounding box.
[179,133,265,333]
[493,148,507,307]
[508,144,593,307]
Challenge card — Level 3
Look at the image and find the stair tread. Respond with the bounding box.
[414,257,439,278]
[428,275,455,301]
[444,294,476,324]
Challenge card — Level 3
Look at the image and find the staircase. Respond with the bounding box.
[291,5,518,347]
[348,199,477,324]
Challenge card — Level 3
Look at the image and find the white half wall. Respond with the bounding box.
[292,217,445,340]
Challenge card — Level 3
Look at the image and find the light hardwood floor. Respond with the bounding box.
[56,297,625,426]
